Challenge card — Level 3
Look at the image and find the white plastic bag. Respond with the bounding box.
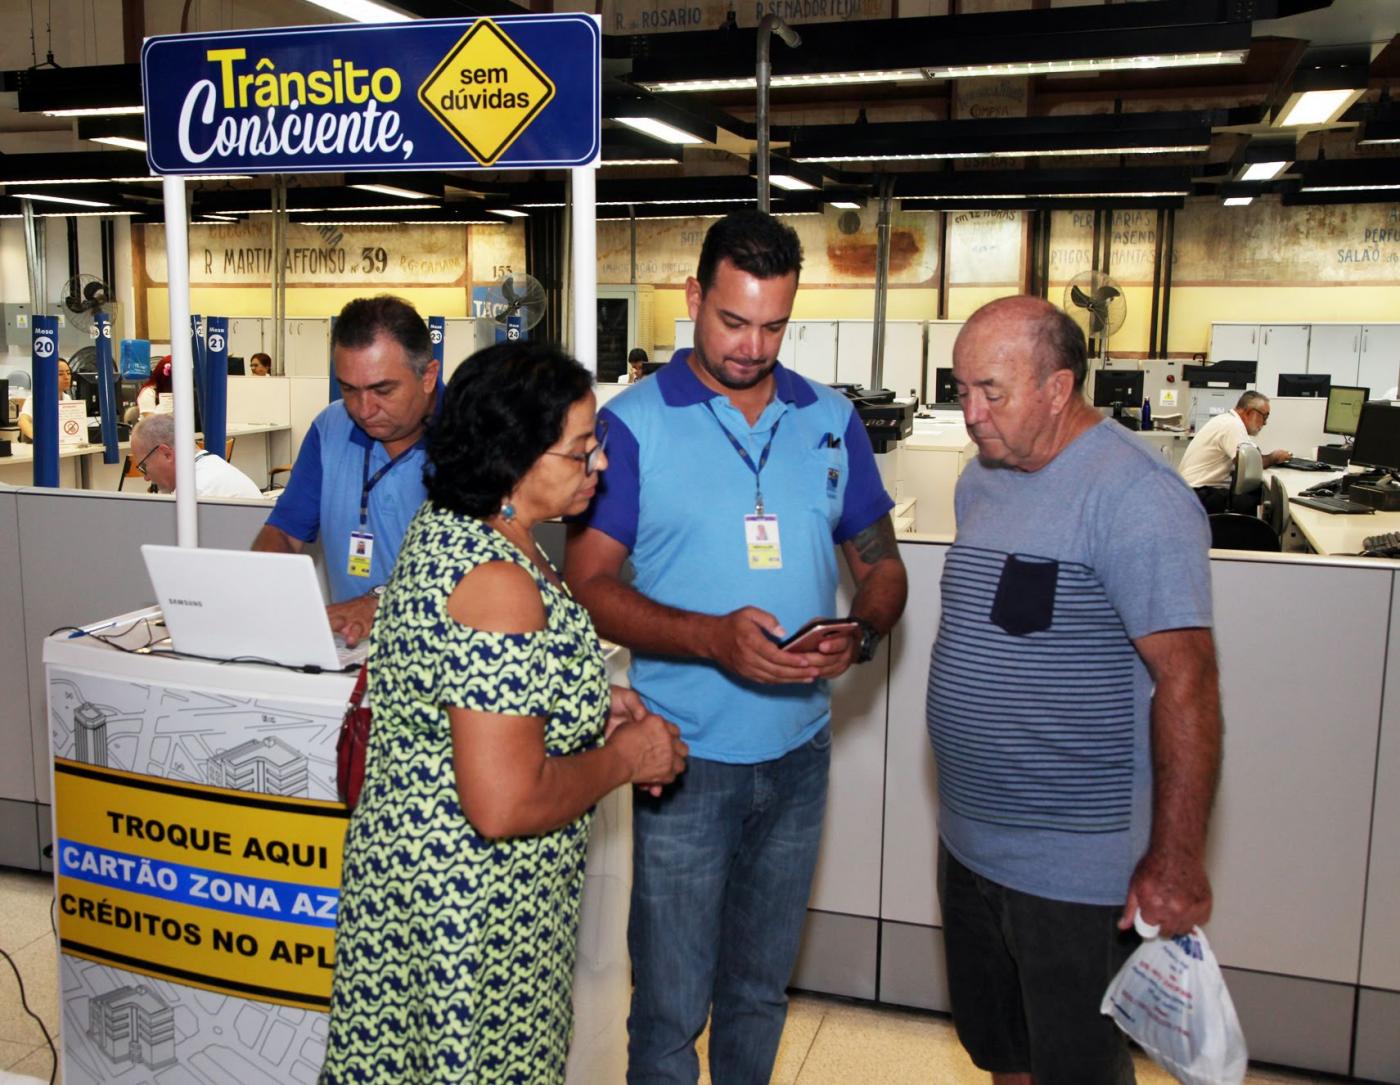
[1100,914,1248,1085]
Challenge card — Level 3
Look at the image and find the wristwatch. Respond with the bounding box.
[852,617,881,664]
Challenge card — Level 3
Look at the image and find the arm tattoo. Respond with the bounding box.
[851,516,898,567]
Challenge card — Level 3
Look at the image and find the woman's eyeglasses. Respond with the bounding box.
[544,418,609,475]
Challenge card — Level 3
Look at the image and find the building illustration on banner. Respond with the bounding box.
[88,985,177,1070]
[73,701,112,767]
[208,736,309,797]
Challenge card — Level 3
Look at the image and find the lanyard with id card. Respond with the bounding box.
[348,444,414,579]
[705,402,783,570]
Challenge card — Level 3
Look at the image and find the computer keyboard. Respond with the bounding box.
[1290,494,1375,515]
[1278,458,1333,471]
[1363,531,1400,555]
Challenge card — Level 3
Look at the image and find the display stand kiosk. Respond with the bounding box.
[45,614,630,1084]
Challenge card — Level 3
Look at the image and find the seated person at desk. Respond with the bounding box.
[1178,390,1291,512]
[249,352,272,376]
[252,295,439,648]
[619,347,647,384]
[17,358,72,441]
[129,414,262,499]
[135,357,174,420]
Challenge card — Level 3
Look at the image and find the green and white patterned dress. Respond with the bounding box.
[322,503,609,1085]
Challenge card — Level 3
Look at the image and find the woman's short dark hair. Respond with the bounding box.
[427,341,594,517]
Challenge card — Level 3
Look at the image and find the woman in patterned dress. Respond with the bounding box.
[322,341,688,1085]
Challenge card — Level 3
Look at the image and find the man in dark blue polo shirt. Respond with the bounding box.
[566,211,908,1085]
[252,296,438,646]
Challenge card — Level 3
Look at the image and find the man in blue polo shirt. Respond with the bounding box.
[252,296,437,646]
[566,210,907,1085]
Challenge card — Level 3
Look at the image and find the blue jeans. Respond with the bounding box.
[626,726,831,1085]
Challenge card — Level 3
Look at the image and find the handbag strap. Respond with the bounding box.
[347,665,369,709]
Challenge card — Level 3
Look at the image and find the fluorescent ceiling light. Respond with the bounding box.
[115,174,254,182]
[1300,183,1400,193]
[235,203,437,213]
[902,191,1187,201]
[640,50,1245,93]
[1223,196,1254,206]
[292,219,495,226]
[1276,89,1363,127]
[828,201,862,210]
[42,105,144,117]
[599,197,754,206]
[1,177,108,186]
[1239,161,1288,182]
[301,0,412,22]
[350,183,435,200]
[88,136,148,152]
[488,208,529,218]
[12,191,110,207]
[614,117,706,145]
[602,157,681,167]
[199,215,238,222]
[797,144,1208,163]
[770,175,817,192]
[1360,136,1400,146]
[928,51,1246,79]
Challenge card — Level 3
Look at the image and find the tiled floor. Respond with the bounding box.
[0,867,1342,1084]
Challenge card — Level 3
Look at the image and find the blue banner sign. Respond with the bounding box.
[30,316,60,488]
[204,316,229,460]
[142,15,601,175]
[94,313,120,464]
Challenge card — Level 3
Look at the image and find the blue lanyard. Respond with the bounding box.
[359,444,415,527]
[704,401,781,515]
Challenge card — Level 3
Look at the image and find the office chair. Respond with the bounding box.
[1262,474,1290,540]
[1209,513,1281,552]
[1229,443,1265,515]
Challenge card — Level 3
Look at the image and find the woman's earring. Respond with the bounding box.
[501,500,516,522]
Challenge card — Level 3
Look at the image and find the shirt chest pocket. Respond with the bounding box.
[792,447,846,523]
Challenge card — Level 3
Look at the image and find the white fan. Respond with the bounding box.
[1062,270,1125,365]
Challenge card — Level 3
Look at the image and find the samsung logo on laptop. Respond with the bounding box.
[165,597,204,608]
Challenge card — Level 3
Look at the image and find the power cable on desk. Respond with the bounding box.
[50,620,362,675]
[0,942,58,1085]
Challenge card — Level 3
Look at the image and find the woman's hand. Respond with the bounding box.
[605,684,649,740]
[610,711,687,796]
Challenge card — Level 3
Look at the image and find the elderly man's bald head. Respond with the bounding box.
[958,295,1089,392]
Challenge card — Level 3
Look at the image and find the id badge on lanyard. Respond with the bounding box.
[704,402,784,571]
[350,444,412,579]
[347,531,374,578]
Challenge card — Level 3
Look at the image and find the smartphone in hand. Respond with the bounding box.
[776,618,861,654]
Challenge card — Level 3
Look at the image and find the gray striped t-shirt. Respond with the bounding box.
[927,419,1212,905]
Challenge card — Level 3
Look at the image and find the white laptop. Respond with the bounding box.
[141,545,368,670]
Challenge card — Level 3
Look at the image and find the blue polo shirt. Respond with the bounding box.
[265,400,430,604]
[579,352,893,763]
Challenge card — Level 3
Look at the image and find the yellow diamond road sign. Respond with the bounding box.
[418,20,557,168]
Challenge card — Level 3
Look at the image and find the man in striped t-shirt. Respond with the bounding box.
[927,296,1220,1085]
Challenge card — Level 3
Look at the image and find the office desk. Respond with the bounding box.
[0,423,291,492]
[1269,467,1400,556]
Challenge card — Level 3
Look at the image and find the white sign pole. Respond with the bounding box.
[571,163,597,377]
[162,175,199,548]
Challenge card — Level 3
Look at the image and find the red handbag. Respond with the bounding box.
[336,665,371,808]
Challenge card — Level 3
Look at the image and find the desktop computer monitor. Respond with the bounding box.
[227,355,246,376]
[933,367,958,404]
[72,372,101,419]
[1091,368,1144,409]
[1277,373,1330,397]
[1323,385,1369,438]
[1349,401,1400,474]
